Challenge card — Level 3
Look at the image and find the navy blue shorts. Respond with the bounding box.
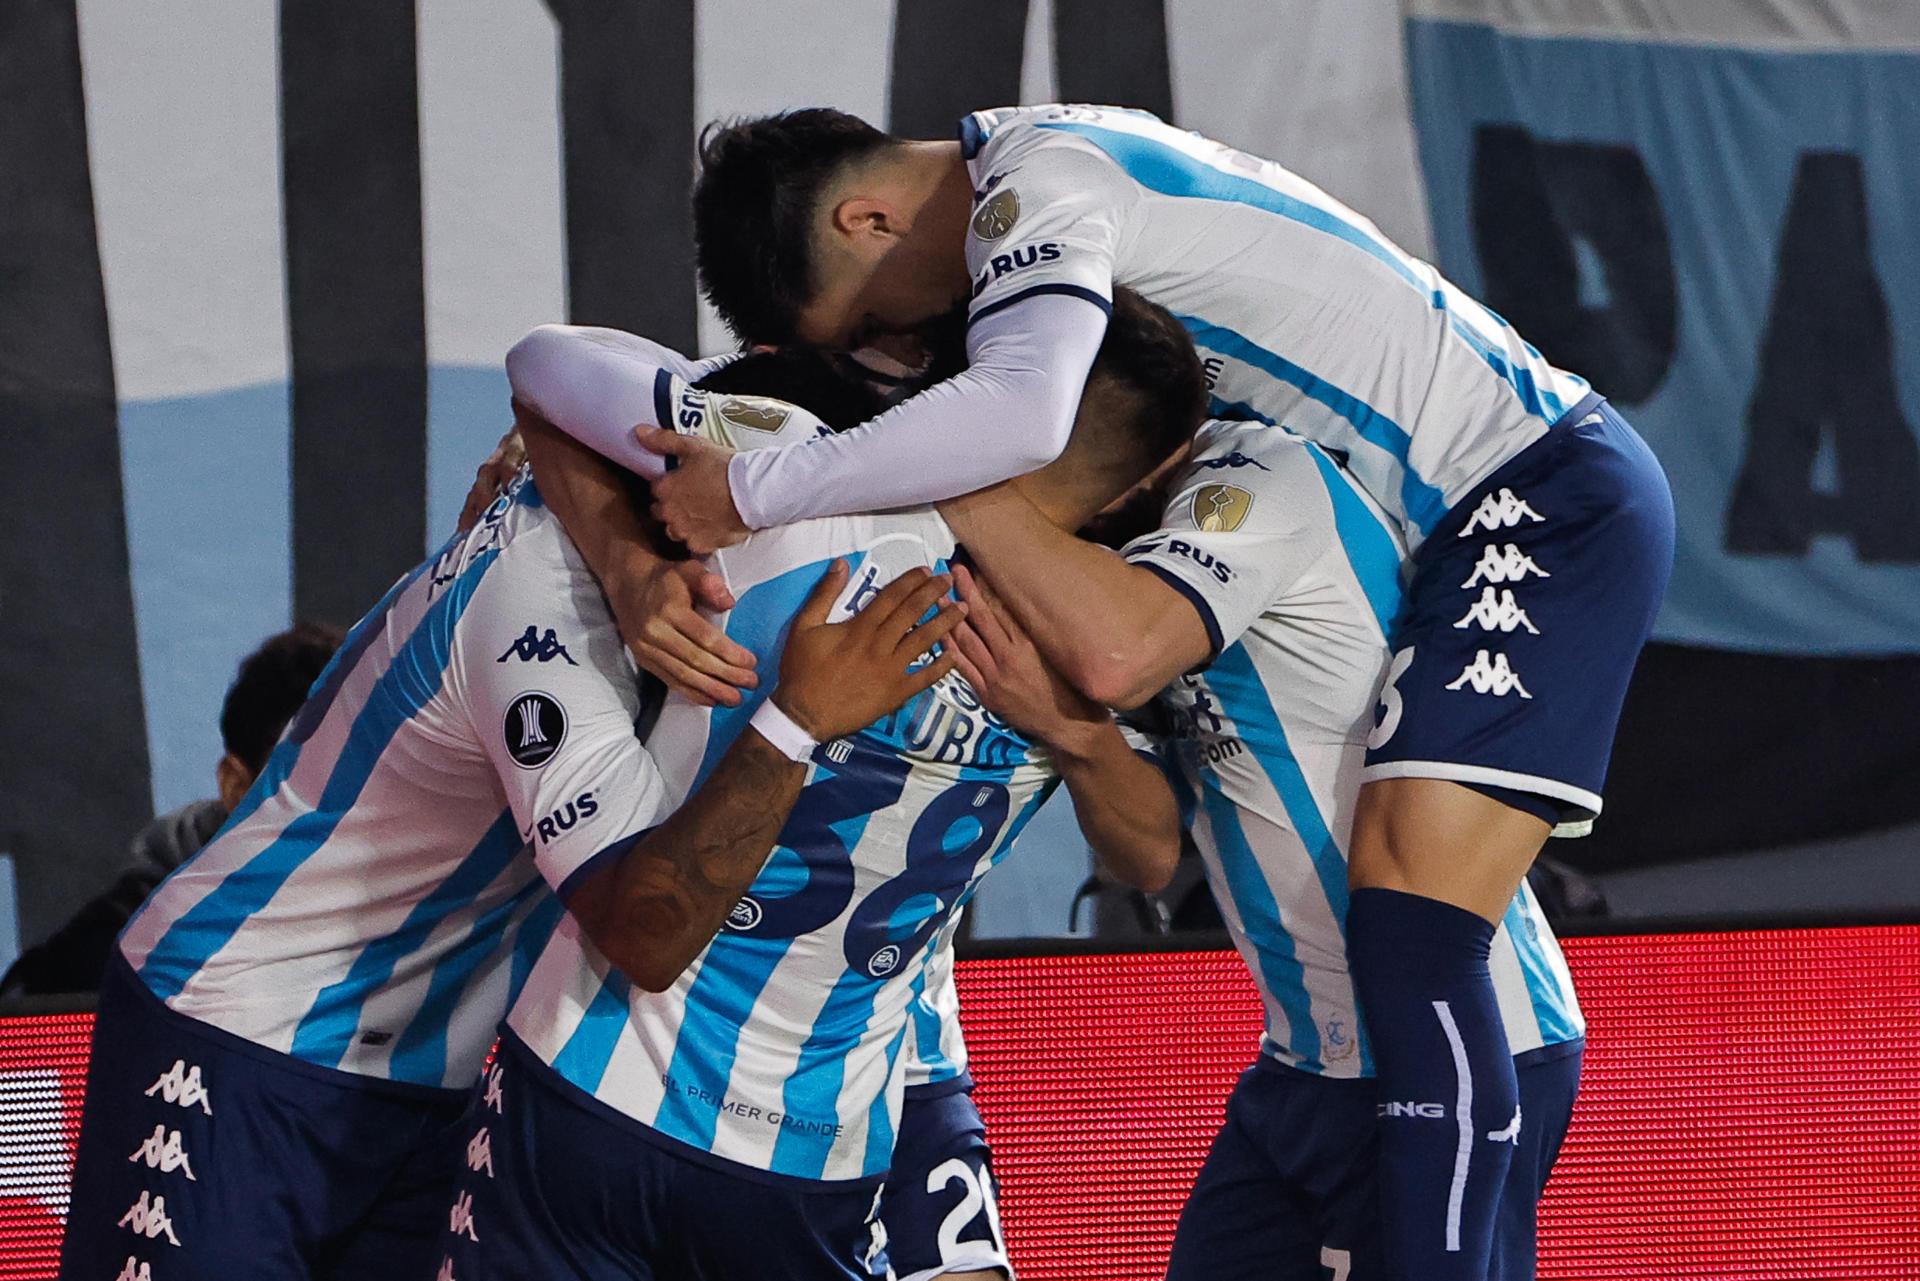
[1167,1046,1582,1281]
[880,1086,1010,1281]
[438,1032,889,1281]
[60,955,467,1281]
[1364,396,1675,829]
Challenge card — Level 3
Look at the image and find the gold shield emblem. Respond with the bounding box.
[970,188,1020,241]
[717,396,791,434]
[1193,483,1253,533]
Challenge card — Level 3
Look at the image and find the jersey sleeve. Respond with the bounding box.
[963,124,1134,325]
[448,511,673,899]
[504,325,740,480]
[1122,429,1333,659]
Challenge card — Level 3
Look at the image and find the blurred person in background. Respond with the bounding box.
[0,624,341,999]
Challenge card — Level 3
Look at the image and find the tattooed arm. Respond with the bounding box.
[569,562,967,992]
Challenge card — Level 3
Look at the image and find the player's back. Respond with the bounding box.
[119,475,647,1091]
[508,503,1058,1183]
[963,104,1591,549]
[1126,419,1582,1076]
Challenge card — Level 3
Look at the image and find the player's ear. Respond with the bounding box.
[830,196,898,243]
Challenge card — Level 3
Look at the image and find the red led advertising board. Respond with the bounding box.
[3,928,1917,1277]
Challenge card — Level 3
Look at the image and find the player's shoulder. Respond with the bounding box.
[1184,418,1330,499]
[963,104,1153,188]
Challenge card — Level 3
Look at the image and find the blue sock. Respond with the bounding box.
[1348,887,1519,1281]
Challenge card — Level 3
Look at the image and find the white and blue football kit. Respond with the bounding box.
[954,103,1674,830]
[1120,419,1584,1280]
[62,473,675,1280]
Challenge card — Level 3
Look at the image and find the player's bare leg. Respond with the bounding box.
[1345,777,1550,1281]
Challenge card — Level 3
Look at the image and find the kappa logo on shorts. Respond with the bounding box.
[1452,588,1540,635]
[1487,1105,1524,1144]
[1193,483,1253,533]
[115,1259,154,1281]
[466,1126,495,1178]
[483,1064,505,1114]
[503,692,566,768]
[1462,543,1550,588]
[971,187,1020,240]
[128,1125,196,1180]
[118,1191,181,1246]
[1458,488,1544,537]
[448,1190,480,1242]
[437,1259,457,1281]
[717,395,791,434]
[1445,651,1533,699]
[143,1059,212,1115]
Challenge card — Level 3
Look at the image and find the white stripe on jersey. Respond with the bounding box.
[1128,420,1581,1075]
[964,105,1591,549]
[120,474,667,1091]
[507,506,1058,1183]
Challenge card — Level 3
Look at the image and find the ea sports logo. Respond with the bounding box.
[727,896,763,931]
[503,693,566,769]
[866,945,902,978]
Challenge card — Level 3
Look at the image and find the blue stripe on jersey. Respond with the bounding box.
[1214,394,1408,636]
[1198,782,1321,1069]
[1204,642,1374,1075]
[1501,896,1583,1047]
[654,934,800,1146]
[137,552,501,1001]
[510,893,566,1000]
[551,969,635,1094]
[771,967,887,1178]
[1186,319,1451,535]
[1035,119,1564,426]
[864,1011,914,1176]
[389,880,544,1085]
[288,809,522,1067]
[909,988,951,1081]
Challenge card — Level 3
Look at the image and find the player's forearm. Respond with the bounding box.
[1048,722,1180,894]
[520,418,673,598]
[577,729,804,992]
[508,324,729,478]
[726,292,1104,528]
[941,487,1199,710]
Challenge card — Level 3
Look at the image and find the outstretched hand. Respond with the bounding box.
[774,562,967,742]
[636,425,750,554]
[607,556,759,708]
[950,564,1108,751]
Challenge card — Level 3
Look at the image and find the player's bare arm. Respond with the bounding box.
[569,563,966,991]
[940,484,1210,710]
[949,565,1179,893]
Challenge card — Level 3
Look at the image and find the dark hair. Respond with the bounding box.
[219,622,343,772]
[694,349,887,431]
[693,110,894,344]
[1088,287,1209,465]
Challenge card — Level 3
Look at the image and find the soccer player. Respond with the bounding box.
[60,466,959,1280]
[941,412,1584,1278]
[571,103,1673,1279]
[436,292,1196,1280]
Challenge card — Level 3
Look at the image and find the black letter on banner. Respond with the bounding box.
[282,0,428,626]
[546,0,698,350]
[890,0,1029,139]
[1470,126,1676,405]
[1726,152,1920,563]
[1054,0,1173,122]
[0,0,155,944]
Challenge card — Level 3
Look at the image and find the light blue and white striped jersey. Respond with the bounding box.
[902,913,971,1096]
[961,104,1591,551]
[507,496,1058,1184]
[1125,419,1583,1078]
[118,472,672,1091]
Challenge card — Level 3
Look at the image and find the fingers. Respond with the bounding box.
[951,620,999,690]
[637,643,744,708]
[861,565,935,623]
[902,649,960,697]
[895,598,967,662]
[952,564,1013,654]
[633,424,694,457]
[647,616,760,690]
[951,649,989,695]
[876,569,952,639]
[687,566,738,613]
[794,559,851,630]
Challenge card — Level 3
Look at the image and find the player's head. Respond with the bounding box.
[693,349,888,429]
[1019,287,1207,527]
[693,110,971,348]
[217,622,342,811]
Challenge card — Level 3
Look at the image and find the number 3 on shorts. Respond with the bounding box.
[1367,647,1417,750]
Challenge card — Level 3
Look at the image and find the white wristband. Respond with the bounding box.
[750,698,818,763]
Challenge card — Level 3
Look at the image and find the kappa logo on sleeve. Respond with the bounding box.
[971,187,1020,240]
[497,626,577,665]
